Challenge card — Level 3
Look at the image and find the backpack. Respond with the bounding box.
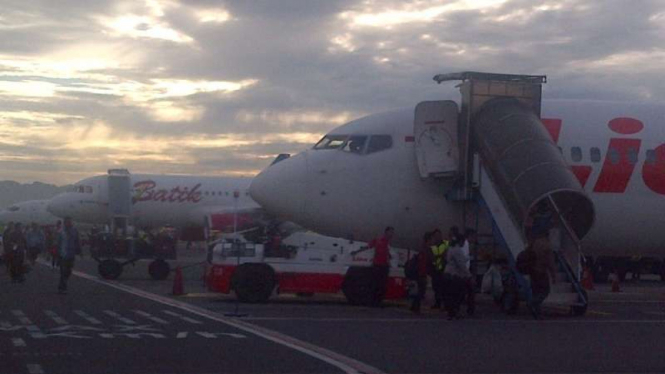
[404,255,419,280]
[516,249,536,275]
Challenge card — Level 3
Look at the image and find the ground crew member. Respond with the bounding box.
[410,231,433,313]
[430,229,450,309]
[352,226,395,306]
[443,238,472,320]
[57,217,81,294]
[462,228,478,316]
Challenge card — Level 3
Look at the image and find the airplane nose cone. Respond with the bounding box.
[47,194,71,219]
[250,153,307,221]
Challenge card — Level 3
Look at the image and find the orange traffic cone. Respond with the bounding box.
[610,271,621,293]
[172,267,185,296]
[581,267,594,290]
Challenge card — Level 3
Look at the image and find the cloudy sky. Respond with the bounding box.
[1,0,663,184]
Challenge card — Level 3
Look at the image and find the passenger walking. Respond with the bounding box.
[410,232,433,313]
[429,229,449,309]
[353,226,395,306]
[57,217,81,294]
[516,231,557,318]
[49,220,62,268]
[6,223,28,283]
[26,223,45,265]
[2,222,14,268]
[443,236,472,320]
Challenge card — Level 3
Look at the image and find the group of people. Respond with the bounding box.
[358,226,476,319]
[409,227,477,320]
[366,222,559,319]
[1,217,81,293]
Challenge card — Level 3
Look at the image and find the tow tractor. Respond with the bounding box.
[90,228,177,280]
[206,232,410,304]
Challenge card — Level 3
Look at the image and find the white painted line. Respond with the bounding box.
[74,310,102,325]
[103,310,136,325]
[69,268,383,374]
[44,310,67,325]
[11,310,32,325]
[163,310,203,324]
[26,364,44,374]
[12,338,26,347]
[134,310,169,324]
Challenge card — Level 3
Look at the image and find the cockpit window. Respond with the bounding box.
[366,135,393,154]
[314,135,347,150]
[342,136,367,154]
[8,206,19,212]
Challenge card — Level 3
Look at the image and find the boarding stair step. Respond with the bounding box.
[555,272,569,283]
[543,292,579,306]
[550,281,573,294]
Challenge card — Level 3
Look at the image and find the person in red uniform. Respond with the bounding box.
[354,226,395,306]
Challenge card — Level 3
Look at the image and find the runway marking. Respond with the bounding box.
[643,311,665,316]
[163,310,203,324]
[69,268,384,374]
[103,310,136,324]
[134,310,169,324]
[74,310,102,325]
[44,310,68,324]
[195,331,246,339]
[26,364,44,374]
[12,310,32,325]
[12,338,26,347]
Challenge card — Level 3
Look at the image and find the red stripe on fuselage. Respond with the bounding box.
[642,144,665,195]
[571,166,593,188]
[541,118,562,143]
[593,138,641,193]
[608,117,644,135]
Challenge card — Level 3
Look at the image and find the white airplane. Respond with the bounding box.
[0,200,61,226]
[249,80,665,259]
[47,172,262,237]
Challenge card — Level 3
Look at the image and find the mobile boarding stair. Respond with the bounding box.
[421,72,596,316]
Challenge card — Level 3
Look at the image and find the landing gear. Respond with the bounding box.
[148,259,171,280]
[98,259,123,280]
[342,267,377,306]
[232,264,275,303]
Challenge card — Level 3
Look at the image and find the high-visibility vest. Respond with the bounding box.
[431,241,450,272]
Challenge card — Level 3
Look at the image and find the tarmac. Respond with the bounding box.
[2,246,665,373]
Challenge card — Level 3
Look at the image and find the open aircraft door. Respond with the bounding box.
[414,100,460,178]
[107,169,132,233]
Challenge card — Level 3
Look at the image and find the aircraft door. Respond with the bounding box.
[414,100,459,178]
[107,169,132,234]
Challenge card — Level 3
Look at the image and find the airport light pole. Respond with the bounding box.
[225,189,247,317]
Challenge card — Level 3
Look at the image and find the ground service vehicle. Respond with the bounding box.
[91,229,177,281]
[206,232,409,304]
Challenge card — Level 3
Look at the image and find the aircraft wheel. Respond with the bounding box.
[99,259,123,280]
[342,267,377,306]
[232,264,275,303]
[148,259,171,280]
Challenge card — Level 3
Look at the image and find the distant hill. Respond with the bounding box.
[0,181,72,209]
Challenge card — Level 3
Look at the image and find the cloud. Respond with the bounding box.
[0,0,664,184]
